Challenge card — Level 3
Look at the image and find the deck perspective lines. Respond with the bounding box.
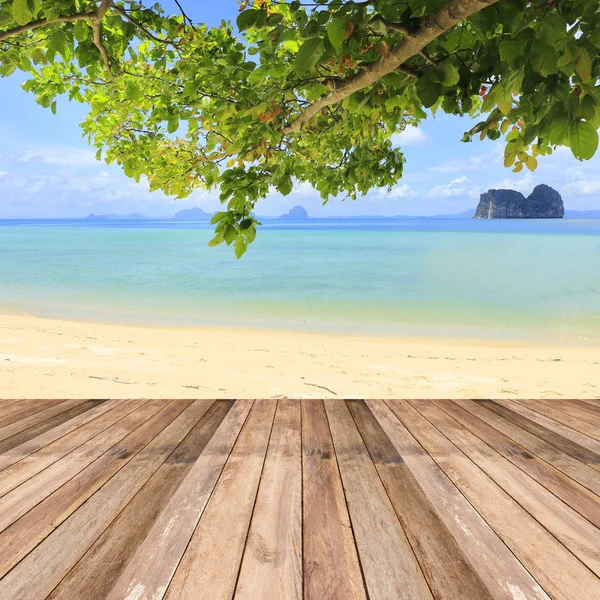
[0,398,598,599]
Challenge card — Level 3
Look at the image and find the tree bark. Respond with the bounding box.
[282,0,500,134]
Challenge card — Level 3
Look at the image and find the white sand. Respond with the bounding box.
[0,314,598,399]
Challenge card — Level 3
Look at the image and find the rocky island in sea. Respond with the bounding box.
[278,205,309,220]
[473,184,564,219]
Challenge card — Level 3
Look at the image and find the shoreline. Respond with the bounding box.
[2,304,598,349]
[1,313,598,400]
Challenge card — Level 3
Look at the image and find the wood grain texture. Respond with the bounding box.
[0,399,102,454]
[105,399,254,600]
[0,399,599,600]
[0,399,190,578]
[496,399,600,468]
[389,400,600,600]
[349,399,495,600]
[453,399,600,497]
[0,399,212,600]
[435,400,600,529]
[369,400,549,600]
[235,400,303,600]
[411,401,600,582]
[164,399,277,600]
[0,399,125,472]
[326,399,433,600]
[301,399,367,600]
[47,400,224,600]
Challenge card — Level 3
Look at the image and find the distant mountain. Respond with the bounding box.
[173,207,213,221]
[279,205,308,220]
[565,209,600,218]
[85,213,145,220]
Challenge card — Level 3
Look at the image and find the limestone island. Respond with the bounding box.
[473,184,564,219]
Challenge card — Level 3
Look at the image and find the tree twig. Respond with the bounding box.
[111,4,174,46]
[174,0,194,27]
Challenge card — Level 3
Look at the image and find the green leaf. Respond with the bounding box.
[210,211,228,224]
[11,0,32,26]
[234,235,248,259]
[530,41,558,76]
[439,61,460,87]
[224,224,237,245]
[31,48,47,65]
[499,39,523,67]
[385,96,407,111]
[327,17,348,52]
[277,174,293,196]
[569,120,599,160]
[416,77,440,108]
[574,47,592,81]
[237,9,261,32]
[50,101,57,115]
[126,83,142,102]
[295,38,325,76]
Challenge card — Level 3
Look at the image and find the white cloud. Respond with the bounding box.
[563,177,600,196]
[0,144,98,167]
[430,147,503,174]
[428,176,477,199]
[490,172,535,193]
[391,126,428,146]
[0,171,7,178]
[372,183,418,199]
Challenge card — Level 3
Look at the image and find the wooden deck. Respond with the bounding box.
[0,399,599,599]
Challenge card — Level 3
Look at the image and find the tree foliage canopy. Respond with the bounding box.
[1,0,599,255]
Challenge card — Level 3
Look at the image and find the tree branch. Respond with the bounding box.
[0,11,96,42]
[282,0,499,134]
[91,1,113,74]
[110,5,174,46]
[397,66,420,78]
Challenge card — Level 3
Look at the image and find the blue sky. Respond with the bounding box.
[1,1,599,218]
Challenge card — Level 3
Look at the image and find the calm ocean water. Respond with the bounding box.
[1,217,599,343]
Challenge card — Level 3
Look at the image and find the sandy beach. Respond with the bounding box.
[0,313,598,399]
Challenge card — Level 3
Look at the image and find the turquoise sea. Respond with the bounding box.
[1,218,599,343]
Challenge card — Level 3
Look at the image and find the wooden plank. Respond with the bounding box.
[0,399,191,578]
[454,399,600,498]
[103,399,254,600]
[0,399,126,472]
[0,399,78,442]
[520,400,600,441]
[0,398,157,533]
[0,399,64,430]
[0,399,137,494]
[0,400,217,600]
[0,399,103,454]
[496,399,600,469]
[162,400,277,600]
[0,399,36,419]
[235,400,302,600]
[388,400,600,600]
[543,399,600,426]
[435,400,600,529]
[325,399,433,600]
[575,399,600,416]
[47,400,226,600]
[368,400,549,600]
[348,399,495,600]
[300,400,366,600]
[412,401,600,579]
